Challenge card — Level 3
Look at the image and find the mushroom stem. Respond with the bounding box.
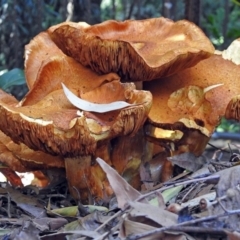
[0,167,23,187]
[64,155,92,202]
[111,129,146,190]
[144,123,210,183]
[135,81,143,90]
[64,144,113,203]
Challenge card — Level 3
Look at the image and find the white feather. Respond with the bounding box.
[62,83,134,113]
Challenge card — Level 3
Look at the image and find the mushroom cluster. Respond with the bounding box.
[0,17,239,202]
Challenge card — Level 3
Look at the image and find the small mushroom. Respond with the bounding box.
[49,17,214,81]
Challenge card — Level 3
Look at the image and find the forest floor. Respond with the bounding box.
[1,135,240,240]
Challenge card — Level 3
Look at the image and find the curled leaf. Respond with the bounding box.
[62,83,135,113]
[167,152,207,172]
[96,157,141,209]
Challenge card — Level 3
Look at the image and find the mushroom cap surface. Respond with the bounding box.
[50,17,214,81]
[24,32,62,90]
[0,83,152,157]
[22,31,120,106]
[145,50,240,136]
[24,22,90,90]
[0,130,64,171]
[0,90,64,171]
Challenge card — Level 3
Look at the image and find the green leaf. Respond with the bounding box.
[0,228,12,236]
[0,68,26,90]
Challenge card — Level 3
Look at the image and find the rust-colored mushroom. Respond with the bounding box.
[49,17,214,81]
[143,38,240,179]
[1,17,221,199]
[0,28,152,201]
[145,39,240,134]
[22,18,215,192]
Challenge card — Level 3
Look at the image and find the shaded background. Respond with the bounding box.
[1,0,240,71]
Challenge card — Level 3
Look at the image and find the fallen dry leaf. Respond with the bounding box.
[212,166,240,229]
[0,186,46,218]
[33,217,67,231]
[119,218,161,240]
[167,152,207,172]
[61,210,113,239]
[96,157,142,209]
[10,220,40,240]
[129,201,178,227]
[51,205,108,217]
[120,218,194,240]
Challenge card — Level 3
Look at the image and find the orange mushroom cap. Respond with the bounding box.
[10,28,151,158]
[0,130,29,172]
[24,32,62,90]
[145,38,240,137]
[0,130,64,171]
[49,17,214,81]
[0,90,64,171]
[22,30,120,106]
[24,22,90,90]
[0,82,152,157]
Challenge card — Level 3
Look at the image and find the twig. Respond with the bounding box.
[127,208,240,240]
[94,209,123,233]
[135,175,220,203]
[167,226,228,236]
[207,142,230,153]
[7,192,11,218]
[209,159,234,168]
[46,194,66,199]
[145,170,190,192]
[181,182,198,203]
[101,217,124,240]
